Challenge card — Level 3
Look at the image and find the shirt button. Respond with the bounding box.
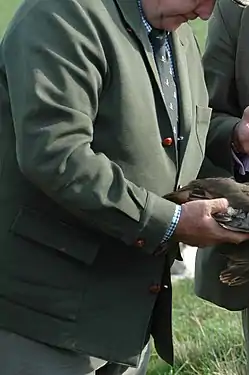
[149,284,161,294]
[162,137,173,146]
[135,239,145,248]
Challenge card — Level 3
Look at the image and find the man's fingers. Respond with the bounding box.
[208,198,229,215]
[225,231,249,244]
[233,233,249,244]
[242,106,249,122]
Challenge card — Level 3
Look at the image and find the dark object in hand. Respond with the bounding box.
[164,177,249,287]
[231,0,249,7]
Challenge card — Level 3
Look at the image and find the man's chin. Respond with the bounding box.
[158,16,189,31]
[164,20,187,31]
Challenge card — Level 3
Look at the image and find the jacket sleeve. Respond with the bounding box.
[203,0,243,173]
[2,0,177,255]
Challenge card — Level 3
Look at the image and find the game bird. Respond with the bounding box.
[164,178,249,287]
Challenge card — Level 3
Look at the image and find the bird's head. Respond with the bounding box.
[164,178,236,204]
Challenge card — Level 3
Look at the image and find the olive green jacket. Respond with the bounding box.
[0,0,231,366]
[195,0,249,311]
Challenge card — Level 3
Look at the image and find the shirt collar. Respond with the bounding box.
[137,0,170,36]
[137,0,152,34]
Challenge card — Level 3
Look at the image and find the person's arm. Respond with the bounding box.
[203,0,244,174]
[2,0,179,255]
[3,0,249,254]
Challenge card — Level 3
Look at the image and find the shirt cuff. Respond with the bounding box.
[161,205,181,243]
[231,148,249,175]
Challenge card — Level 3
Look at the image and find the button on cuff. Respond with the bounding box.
[133,192,177,255]
[135,238,145,248]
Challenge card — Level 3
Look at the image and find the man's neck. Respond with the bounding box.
[137,0,170,35]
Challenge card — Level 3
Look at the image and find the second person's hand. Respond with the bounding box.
[173,198,249,247]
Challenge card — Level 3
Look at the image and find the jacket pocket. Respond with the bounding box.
[0,276,82,321]
[195,105,212,155]
[10,206,100,265]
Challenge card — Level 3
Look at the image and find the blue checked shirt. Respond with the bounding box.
[137,0,182,243]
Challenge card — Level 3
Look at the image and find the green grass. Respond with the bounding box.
[148,279,247,375]
[191,19,208,54]
[0,0,20,37]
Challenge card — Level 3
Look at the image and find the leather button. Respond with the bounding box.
[162,137,173,146]
[149,284,161,294]
[135,238,145,248]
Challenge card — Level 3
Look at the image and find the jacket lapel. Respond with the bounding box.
[172,29,193,165]
[114,0,179,168]
[113,0,165,101]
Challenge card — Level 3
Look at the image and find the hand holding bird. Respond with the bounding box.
[164,177,249,286]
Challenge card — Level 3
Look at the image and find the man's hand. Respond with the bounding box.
[232,106,249,154]
[173,198,249,247]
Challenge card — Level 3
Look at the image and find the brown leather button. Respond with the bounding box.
[162,137,173,146]
[135,238,145,248]
[149,284,161,294]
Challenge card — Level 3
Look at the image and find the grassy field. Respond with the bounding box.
[148,280,247,375]
[191,19,208,53]
[0,0,20,37]
[0,2,245,375]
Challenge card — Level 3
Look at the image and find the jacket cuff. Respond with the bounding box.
[122,192,178,255]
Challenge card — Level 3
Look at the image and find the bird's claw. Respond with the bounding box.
[219,270,247,286]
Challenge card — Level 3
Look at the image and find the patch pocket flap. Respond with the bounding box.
[196,105,212,124]
[10,207,100,265]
